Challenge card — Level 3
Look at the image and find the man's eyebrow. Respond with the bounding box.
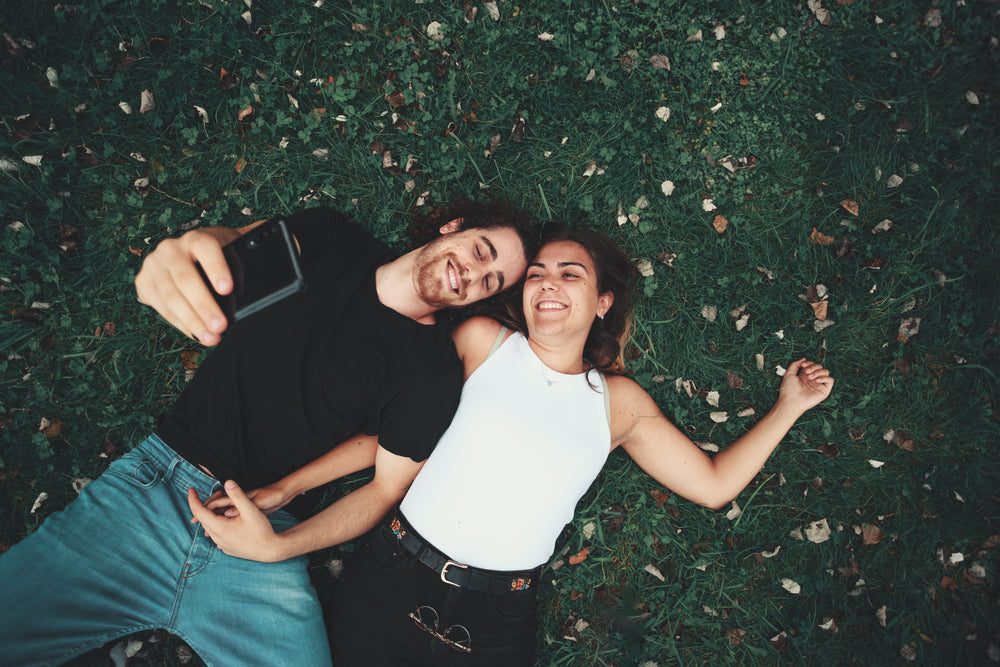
[480,236,498,260]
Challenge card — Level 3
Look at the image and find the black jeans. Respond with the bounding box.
[327,519,537,666]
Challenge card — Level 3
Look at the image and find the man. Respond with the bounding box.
[0,201,535,666]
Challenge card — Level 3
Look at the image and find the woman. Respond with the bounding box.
[204,225,833,664]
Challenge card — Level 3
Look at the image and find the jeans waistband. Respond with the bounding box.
[134,434,221,496]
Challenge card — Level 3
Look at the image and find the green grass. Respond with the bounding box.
[1,0,998,664]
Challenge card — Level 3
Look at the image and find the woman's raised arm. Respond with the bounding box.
[611,359,833,510]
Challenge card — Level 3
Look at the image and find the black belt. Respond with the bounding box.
[387,514,540,595]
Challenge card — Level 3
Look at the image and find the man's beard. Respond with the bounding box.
[415,247,458,308]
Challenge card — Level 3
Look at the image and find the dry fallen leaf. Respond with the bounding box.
[840,199,859,216]
[897,317,921,342]
[644,563,665,581]
[660,180,675,197]
[809,228,835,246]
[139,89,155,114]
[234,157,247,174]
[862,524,884,545]
[237,104,254,121]
[804,518,832,543]
[811,301,829,320]
[808,0,832,25]
[569,547,590,565]
[712,215,728,233]
[649,54,671,70]
[781,578,802,594]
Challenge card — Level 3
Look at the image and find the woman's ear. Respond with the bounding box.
[438,218,465,235]
[597,292,614,318]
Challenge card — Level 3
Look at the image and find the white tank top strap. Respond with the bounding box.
[598,371,611,426]
[487,325,509,359]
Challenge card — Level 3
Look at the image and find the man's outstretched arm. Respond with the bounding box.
[188,445,422,562]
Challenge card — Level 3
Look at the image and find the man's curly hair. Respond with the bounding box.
[408,198,540,265]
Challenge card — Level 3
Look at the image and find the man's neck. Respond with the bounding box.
[374,252,438,325]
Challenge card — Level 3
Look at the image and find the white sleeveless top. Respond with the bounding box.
[400,332,611,570]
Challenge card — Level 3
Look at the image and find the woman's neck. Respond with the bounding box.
[526,334,588,375]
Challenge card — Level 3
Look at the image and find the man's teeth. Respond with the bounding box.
[448,265,458,292]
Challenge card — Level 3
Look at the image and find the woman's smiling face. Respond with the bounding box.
[522,240,613,341]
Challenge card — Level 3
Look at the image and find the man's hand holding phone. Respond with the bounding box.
[136,218,303,345]
[135,226,241,346]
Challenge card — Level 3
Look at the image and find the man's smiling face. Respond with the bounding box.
[413,224,527,308]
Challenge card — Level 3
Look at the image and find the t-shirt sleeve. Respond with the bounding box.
[280,207,363,265]
[378,364,464,462]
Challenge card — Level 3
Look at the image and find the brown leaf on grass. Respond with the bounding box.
[809,228,835,246]
[128,246,145,257]
[234,157,247,174]
[984,535,1000,550]
[510,112,526,141]
[840,199,859,216]
[811,301,829,320]
[712,215,728,233]
[940,576,957,591]
[42,420,62,439]
[570,590,583,600]
[739,72,750,86]
[602,505,624,532]
[817,443,840,458]
[568,547,590,565]
[862,524,884,545]
[237,104,254,121]
[179,351,200,370]
[650,489,671,506]
[95,321,115,337]
[662,620,684,639]
[837,556,860,577]
[726,371,743,389]
[219,68,237,90]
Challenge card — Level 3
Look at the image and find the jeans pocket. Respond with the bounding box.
[368,525,408,569]
[492,591,537,622]
[103,452,163,489]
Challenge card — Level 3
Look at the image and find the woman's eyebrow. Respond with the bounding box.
[529,260,589,272]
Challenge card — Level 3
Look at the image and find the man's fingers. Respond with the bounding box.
[221,480,256,515]
[187,487,216,527]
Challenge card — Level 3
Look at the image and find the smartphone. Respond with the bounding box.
[198,218,305,323]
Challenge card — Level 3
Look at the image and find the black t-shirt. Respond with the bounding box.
[156,207,463,517]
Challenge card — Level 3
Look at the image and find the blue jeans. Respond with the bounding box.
[0,435,331,667]
[327,517,537,666]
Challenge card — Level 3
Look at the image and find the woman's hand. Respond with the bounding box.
[777,358,834,414]
[203,483,294,518]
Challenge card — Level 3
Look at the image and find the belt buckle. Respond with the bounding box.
[440,560,468,587]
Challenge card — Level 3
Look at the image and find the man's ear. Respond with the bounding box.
[438,217,465,235]
[597,292,614,319]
